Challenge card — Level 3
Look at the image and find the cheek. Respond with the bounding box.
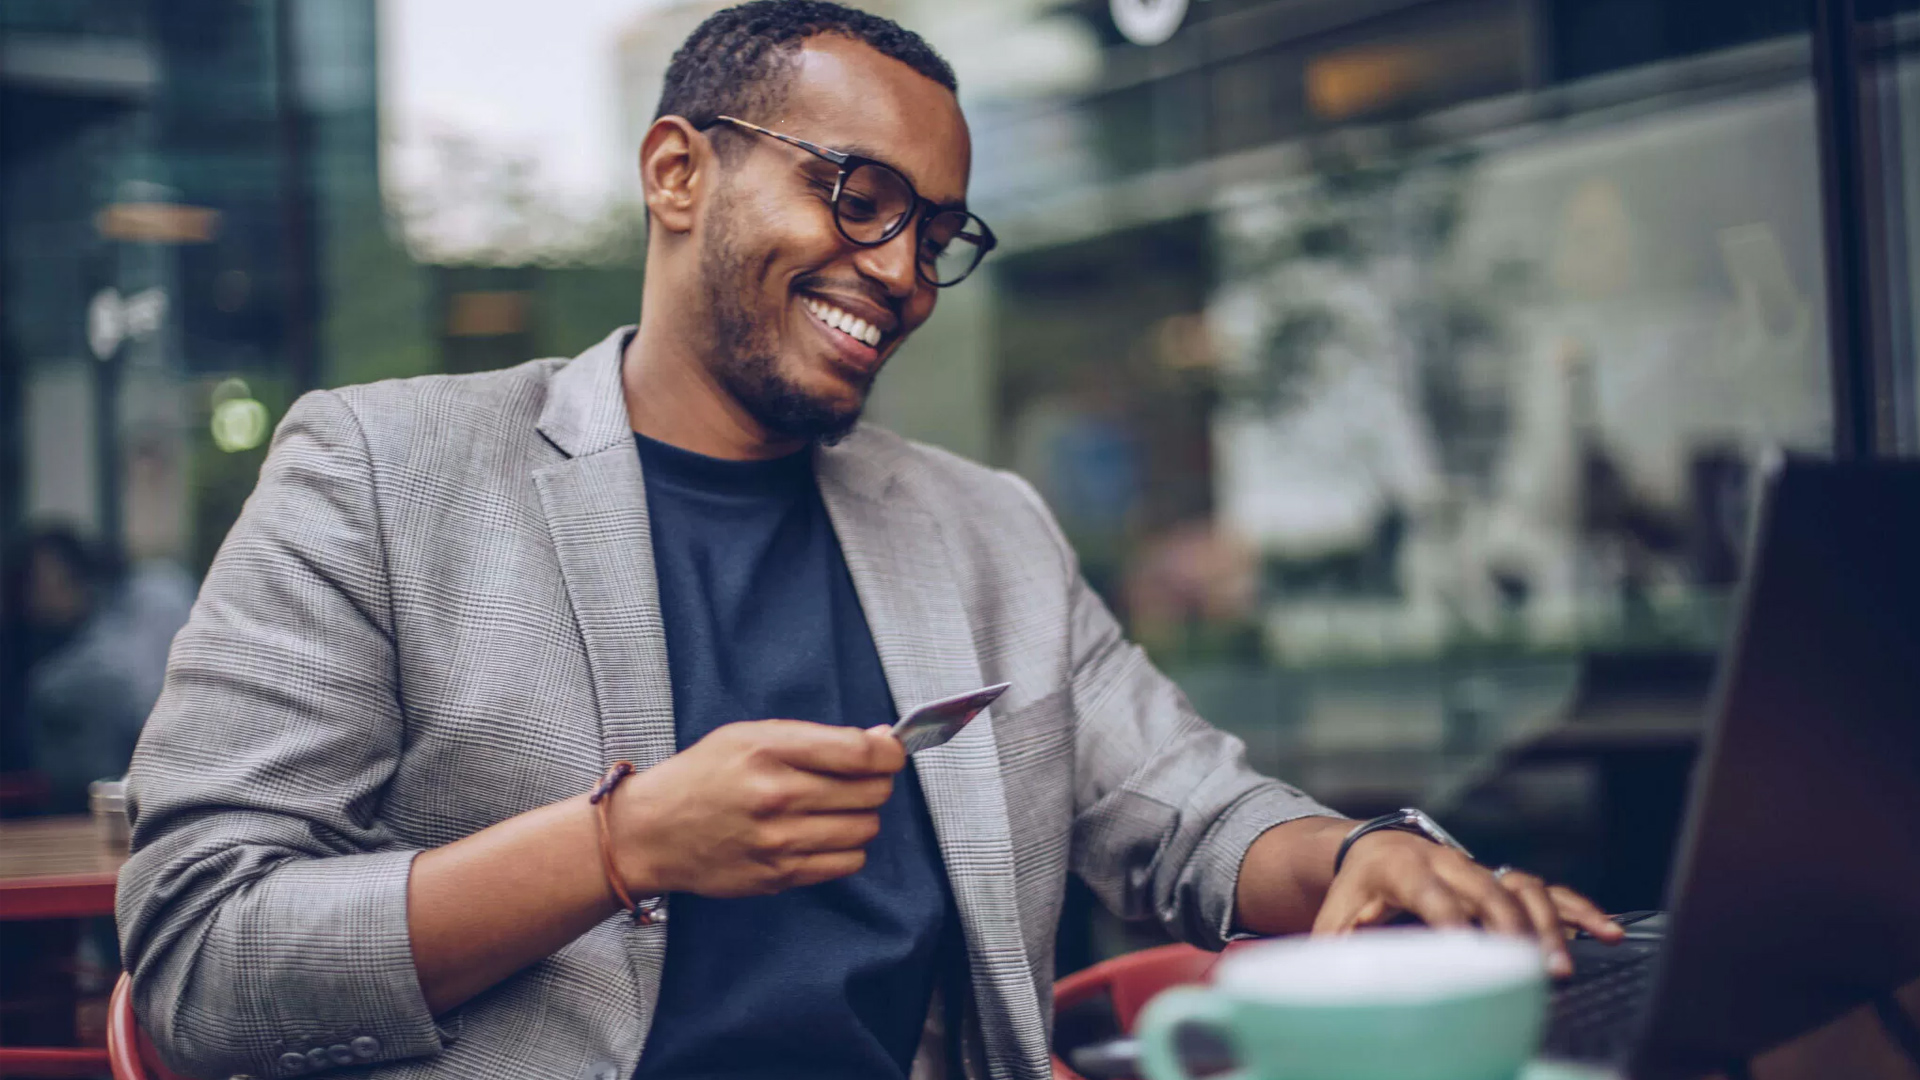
[714,190,836,285]
[750,197,846,274]
[901,289,938,333]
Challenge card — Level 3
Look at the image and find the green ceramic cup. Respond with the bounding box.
[1136,930,1547,1080]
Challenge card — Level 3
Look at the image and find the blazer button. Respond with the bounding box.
[277,1051,308,1073]
[350,1035,381,1059]
[305,1047,330,1069]
[579,1061,620,1080]
[327,1044,355,1065]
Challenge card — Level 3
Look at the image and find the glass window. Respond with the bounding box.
[1851,0,1920,450]
[0,0,1880,990]
[879,0,1834,928]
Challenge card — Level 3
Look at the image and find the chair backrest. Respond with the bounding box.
[111,945,1238,1080]
[1050,943,1224,1079]
[108,973,192,1080]
[1054,943,1222,1034]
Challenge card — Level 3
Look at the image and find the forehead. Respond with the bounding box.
[768,35,971,205]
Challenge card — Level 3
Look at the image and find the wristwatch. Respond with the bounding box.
[1332,808,1473,876]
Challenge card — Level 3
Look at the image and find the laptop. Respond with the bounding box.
[1544,455,1920,1076]
[1068,457,1920,1078]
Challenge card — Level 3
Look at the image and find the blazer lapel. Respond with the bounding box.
[532,328,676,1033]
[533,327,677,775]
[817,435,1050,1080]
[530,338,1045,1074]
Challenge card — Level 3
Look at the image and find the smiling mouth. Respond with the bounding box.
[802,296,885,348]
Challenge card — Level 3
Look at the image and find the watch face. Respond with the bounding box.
[1400,810,1471,858]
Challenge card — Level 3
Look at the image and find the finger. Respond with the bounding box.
[1310,882,1367,935]
[1342,896,1390,930]
[1549,886,1625,941]
[1435,858,1529,938]
[1502,873,1573,977]
[1312,881,1391,935]
[775,811,883,854]
[738,720,905,777]
[861,728,908,774]
[1398,877,1473,930]
[784,849,867,888]
[782,773,895,813]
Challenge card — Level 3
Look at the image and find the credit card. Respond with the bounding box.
[891,683,1010,754]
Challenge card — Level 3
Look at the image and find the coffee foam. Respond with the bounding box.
[1214,929,1544,1004]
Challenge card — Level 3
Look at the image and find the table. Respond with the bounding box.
[0,816,124,1078]
[0,817,123,921]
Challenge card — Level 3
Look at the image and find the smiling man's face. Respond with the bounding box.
[693,34,971,443]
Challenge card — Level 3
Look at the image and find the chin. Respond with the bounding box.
[791,355,876,412]
[744,366,868,444]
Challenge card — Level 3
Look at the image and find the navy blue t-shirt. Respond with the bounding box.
[630,433,954,1080]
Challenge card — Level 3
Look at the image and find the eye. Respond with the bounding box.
[838,188,881,223]
[920,214,963,257]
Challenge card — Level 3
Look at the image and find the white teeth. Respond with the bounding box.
[805,297,883,348]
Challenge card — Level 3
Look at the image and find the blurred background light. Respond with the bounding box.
[6,0,1920,1035]
[210,398,270,454]
[92,202,219,244]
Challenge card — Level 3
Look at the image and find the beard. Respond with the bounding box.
[698,192,869,446]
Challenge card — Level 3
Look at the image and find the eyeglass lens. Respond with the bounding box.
[835,162,987,285]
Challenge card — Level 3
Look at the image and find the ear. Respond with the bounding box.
[640,116,707,235]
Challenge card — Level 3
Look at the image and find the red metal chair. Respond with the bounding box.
[103,946,1238,1080]
[107,973,190,1080]
[1049,943,1226,1079]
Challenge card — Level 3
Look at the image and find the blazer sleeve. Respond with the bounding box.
[117,389,447,1079]
[1000,472,1345,950]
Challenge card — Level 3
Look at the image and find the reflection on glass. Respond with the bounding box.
[0,0,1851,934]
[1855,0,1920,449]
[874,1,1834,915]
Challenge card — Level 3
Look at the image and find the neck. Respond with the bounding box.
[622,300,807,463]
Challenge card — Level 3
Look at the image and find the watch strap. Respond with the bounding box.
[1332,808,1473,876]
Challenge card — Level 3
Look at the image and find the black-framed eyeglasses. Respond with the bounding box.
[708,114,997,288]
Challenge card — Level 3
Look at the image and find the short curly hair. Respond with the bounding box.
[655,1,956,141]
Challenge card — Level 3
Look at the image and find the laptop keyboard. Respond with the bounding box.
[1543,937,1663,1062]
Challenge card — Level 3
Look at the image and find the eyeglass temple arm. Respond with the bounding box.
[712,115,850,166]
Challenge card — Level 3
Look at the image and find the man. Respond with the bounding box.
[18,526,191,812]
[118,4,1620,1079]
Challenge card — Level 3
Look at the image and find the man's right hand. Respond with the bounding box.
[609,719,905,899]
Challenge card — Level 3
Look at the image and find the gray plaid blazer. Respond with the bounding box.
[118,328,1335,1080]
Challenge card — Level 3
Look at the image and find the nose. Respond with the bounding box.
[851,221,922,302]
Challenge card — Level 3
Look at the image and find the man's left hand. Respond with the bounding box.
[1313,829,1625,976]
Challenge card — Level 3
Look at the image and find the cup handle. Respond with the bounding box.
[1135,987,1251,1080]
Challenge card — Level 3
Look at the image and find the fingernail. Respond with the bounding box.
[1549,953,1572,976]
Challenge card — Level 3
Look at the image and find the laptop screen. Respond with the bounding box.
[1632,457,1920,1077]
